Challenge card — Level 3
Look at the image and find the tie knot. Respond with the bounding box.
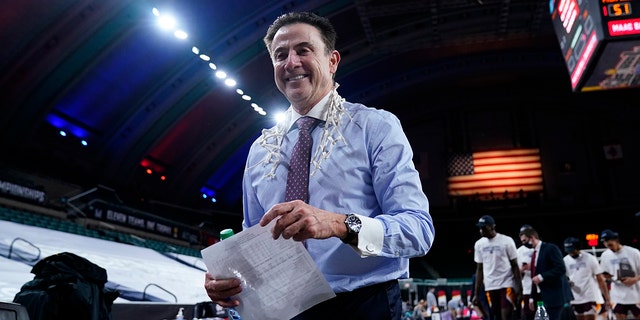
[296,117,316,132]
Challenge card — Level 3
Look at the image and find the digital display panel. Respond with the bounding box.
[550,0,604,90]
[606,3,632,17]
[601,0,640,38]
[550,0,640,91]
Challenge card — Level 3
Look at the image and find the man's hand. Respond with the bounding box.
[204,272,242,307]
[620,276,638,286]
[259,200,346,241]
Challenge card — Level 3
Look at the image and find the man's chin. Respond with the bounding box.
[285,89,307,103]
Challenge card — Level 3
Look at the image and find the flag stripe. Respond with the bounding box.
[447,148,543,196]
[449,185,544,196]
[449,176,543,189]
[448,168,542,182]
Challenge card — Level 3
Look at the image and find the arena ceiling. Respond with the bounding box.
[0,0,588,221]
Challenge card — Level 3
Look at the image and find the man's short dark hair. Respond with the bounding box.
[519,225,538,238]
[263,11,337,56]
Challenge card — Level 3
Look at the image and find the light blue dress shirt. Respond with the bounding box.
[242,91,435,293]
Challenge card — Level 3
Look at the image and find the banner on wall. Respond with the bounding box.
[89,200,200,244]
[0,179,46,203]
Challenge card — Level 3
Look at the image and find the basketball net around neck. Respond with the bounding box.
[254,83,349,179]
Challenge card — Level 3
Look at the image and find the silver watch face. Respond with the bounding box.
[346,214,362,233]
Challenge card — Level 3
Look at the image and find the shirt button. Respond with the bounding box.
[366,244,375,252]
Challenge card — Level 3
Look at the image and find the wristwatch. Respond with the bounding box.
[342,213,362,244]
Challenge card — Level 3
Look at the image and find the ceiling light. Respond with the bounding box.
[174,30,188,39]
[274,112,287,123]
[158,15,176,30]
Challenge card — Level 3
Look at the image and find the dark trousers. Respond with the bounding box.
[546,305,563,320]
[292,279,402,320]
[521,294,534,320]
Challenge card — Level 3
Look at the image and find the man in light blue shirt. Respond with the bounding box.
[204,11,434,319]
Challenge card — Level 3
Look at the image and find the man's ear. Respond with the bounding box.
[329,50,340,74]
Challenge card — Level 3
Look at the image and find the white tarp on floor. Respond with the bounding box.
[0,220,211,304]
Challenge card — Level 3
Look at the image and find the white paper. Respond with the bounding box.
[200,220,336,320]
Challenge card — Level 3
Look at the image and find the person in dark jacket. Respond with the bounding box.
[518,226,573,320]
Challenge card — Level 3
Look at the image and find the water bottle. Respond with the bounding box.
[220,228,235,241]
[534,301,550,320]
[219,228,242,320]
[175,307,184,320]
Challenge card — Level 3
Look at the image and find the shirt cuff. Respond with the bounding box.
[349,214,383,257]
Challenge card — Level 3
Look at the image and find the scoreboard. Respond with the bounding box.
[550,0,640,91]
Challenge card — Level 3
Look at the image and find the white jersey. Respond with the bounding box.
[474,232,518,291]
[564,251,605,304]
[599,245,640,304]
[517,245,534,295]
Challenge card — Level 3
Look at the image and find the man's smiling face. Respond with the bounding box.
[270,23,339,114]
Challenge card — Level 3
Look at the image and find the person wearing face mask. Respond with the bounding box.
[517,225,535,320]
[518,226,573,320]
[562,237,611,320]
[472,215,523,320]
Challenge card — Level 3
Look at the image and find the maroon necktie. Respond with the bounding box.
[285,117,317,203]
[530,249,537,276]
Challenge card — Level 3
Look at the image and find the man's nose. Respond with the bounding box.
[285,52,301,68]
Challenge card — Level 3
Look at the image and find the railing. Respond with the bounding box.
[8,237,40,263]
[142,283,177,303]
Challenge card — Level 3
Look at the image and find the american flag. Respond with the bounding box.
[447,148,543,196]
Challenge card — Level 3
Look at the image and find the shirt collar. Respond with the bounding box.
[534,241,542,251]
[286,92,331,131]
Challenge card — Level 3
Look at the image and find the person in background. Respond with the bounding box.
[517,225,536,320]
[519,225,573,320]
[472,215,523,320]
[448,290,464,318]
[403,300,415,320]
[413,299,428,320]
[203,11,435,320]
[427,286,439,312]
[563,236,611,320]
[598,229,640,320]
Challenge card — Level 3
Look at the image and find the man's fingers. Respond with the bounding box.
[215,298,240,308]
[204,277,242,302]
[260,201,298,227]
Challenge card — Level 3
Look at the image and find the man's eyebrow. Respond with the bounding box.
[273,41,315,53]
[295,41,314,48]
